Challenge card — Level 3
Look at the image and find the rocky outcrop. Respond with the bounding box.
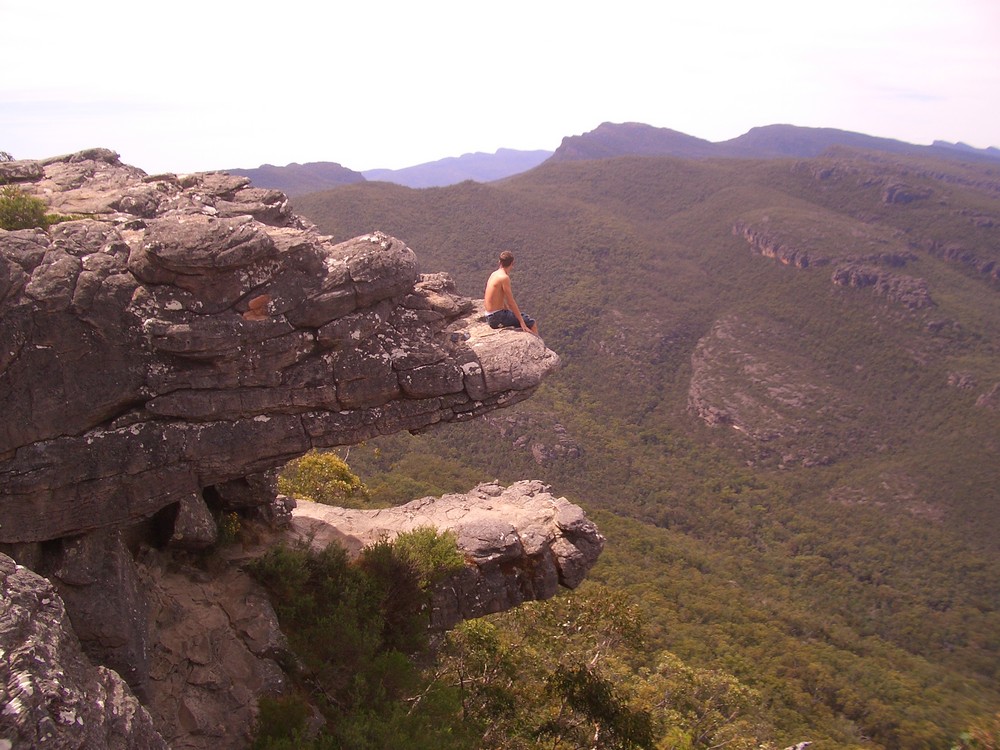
[0,148,560,547]
[0,149,569,750]
[687,314,866,467]
[881,182,932,204]
[921,238,1000,286]
[0,553,166,749]
[733,221,830,269]
[830,262,935,309]
[735,218,935,309]
[288,480,605,630]
[976,383,1000,410]
[0,479,604,750]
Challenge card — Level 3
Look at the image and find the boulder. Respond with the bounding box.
[0,553,167,749]
[289,480,605,630]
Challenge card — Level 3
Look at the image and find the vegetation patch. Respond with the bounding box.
[277,450,372,508]
[247,537,446,748]
[0,185,48,230]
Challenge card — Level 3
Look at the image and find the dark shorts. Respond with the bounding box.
[486,309,535,330]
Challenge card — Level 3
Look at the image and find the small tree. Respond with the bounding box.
[277,450,370,507]
[0,185,48,230]
[392,526,465,590]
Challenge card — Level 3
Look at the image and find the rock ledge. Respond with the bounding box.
[290,480,605,629]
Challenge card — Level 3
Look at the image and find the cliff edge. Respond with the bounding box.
[0,149,595,750]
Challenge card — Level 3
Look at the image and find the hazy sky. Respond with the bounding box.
[2,0,998,175]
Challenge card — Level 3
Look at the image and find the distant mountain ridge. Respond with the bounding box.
[363,148,553,188]
[548,121,1000,163]
[227,149,553,196]
[227,123,1000,197]
[225,161,365,196]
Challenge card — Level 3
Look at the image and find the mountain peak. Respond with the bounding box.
[225,160,365,196]
[549,121,717,162]
[546,122,1000,163]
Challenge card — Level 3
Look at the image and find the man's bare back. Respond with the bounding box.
[484,268,511,313]
[483,252,538,335]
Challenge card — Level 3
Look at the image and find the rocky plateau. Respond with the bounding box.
[0,149,601,749]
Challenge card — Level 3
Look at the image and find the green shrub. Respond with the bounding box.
[217,511,241,545]
[252,694,313,749]
[357,536,429,654]
[0,185,48,230]
[392,526,465,590]
[247,535,462,746]
[277,450,370,507]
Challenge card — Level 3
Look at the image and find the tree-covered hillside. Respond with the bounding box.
[289,149,1000,748]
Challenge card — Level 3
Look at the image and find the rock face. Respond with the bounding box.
[0,149,570,750]
[733,221,832,269]
[830,262,934,309]
[0,148,560,546]
[289,480,605,630]
[734,217,935,309]
[138,549,290,749]
[687,314,867,468]
[0,553,166,749]
[923,238,1000,286]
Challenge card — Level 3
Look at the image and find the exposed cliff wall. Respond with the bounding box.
[734,219,935,309]
[0,149,559,545]
[0,553,167,749]
[0,150,592,749]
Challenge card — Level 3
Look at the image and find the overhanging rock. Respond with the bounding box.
[0,149,561,544]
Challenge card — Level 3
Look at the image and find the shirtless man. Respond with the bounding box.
[483,251,538,335]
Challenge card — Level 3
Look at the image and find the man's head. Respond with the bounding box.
[499,250,514,269]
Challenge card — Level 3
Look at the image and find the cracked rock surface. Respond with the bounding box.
[0,149,560,544]
[0,148,571,750]
[289,480,605,629]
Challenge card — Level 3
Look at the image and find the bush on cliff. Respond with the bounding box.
[247,529,469,748]
[0,185,48,230]
[392,525,464,590]
[277,450,371,508]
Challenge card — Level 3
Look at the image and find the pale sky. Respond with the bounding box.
[2,0,998,175]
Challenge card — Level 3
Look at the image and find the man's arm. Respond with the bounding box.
[502,278,534,333]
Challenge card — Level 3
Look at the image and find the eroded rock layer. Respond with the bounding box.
[0,149,573,750]
[0,553,167,749]
[0,149,560,545]
[289,480,606,629]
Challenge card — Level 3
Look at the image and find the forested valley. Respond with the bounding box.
[277,147,1000,749]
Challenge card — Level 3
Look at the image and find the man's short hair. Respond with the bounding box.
[499,251,514,268]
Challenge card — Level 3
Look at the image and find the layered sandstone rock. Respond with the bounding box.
[289,480,605,630]
[735,217,935,309]
[0,553,166,749]
[0,148,560,546]
[0,149,578,750]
